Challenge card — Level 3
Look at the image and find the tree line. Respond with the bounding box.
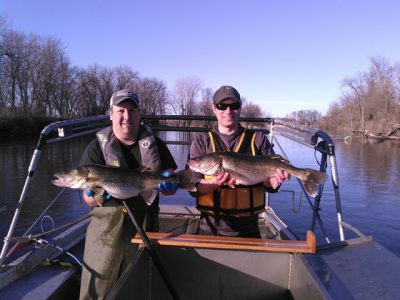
[1,16,399,139]
[0,17,265,121]
[320,57,400,138]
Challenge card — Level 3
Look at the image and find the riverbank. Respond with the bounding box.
[0,117,63,141]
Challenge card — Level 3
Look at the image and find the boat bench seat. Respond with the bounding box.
[132,231,316,253]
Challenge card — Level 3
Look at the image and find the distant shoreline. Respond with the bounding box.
[2,116,398,144]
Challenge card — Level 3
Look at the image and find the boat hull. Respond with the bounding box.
[107,244,329,300]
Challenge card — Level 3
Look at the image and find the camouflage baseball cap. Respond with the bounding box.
[110,89,140,107]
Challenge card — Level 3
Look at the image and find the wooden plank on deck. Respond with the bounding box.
[132,230,316,253]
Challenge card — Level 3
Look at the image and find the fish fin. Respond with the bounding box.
[266,154,290,164]
[174,169,197,192]
[140,189,159,205]
[301,169,327,197]
[139,166,151,173]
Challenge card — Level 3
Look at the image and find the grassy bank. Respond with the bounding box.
[0,116,63,141]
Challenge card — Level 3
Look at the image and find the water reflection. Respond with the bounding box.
[1,133,399,258]
[157,131,192,169]
[0,137,92,240]
[338,140,400,195]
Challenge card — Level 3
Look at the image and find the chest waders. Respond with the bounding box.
[80,126,181,300]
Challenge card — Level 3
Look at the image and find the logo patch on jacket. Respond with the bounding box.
[141,140,150,148]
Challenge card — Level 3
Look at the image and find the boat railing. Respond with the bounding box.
[272,119,344,242]
[1,114,344,267]
[0,116,109,266]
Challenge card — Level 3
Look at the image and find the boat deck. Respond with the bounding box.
[2,206,400,299]
[0,207,285,299]
[315,237,400,300]
[158,205,281,239]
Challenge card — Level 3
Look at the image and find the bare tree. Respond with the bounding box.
[287,109,322,127]
[76,65,102,117]
[31,37,69,117]
[133,77,168,115]
[194,87,215,127]
[241,102,264,118]
[342,73,367,133]
[75,64,142,117]
[320,102,350,133]
[394,63,400,120]
[322,56,400,136]
[114,65,139,90]
[0,29,71,118]
[170,77,203,126]
[197,87,214,116]
[97,66,116,114]
[367,56,397,134]
[1,29,25,114]
[50,58,80,117]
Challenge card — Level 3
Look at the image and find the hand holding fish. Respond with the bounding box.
[216,172,238,188]
[84,188,112,207]
[197,172,234,194]
[199,171,228,185]
[157,170,178,196]
[265,168,291,190]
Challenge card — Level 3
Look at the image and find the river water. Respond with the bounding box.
[1,131,399,258]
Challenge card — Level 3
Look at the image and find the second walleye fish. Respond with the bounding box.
[187,152,327,197]
[52,165,195,204]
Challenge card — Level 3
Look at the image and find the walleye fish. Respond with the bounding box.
[187,152,327,197]
[52,165,195,204]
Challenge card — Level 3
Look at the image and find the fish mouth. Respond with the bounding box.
[51,178,69,187]
[51,173,86,189]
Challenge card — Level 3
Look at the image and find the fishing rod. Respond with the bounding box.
[122,201,181,300]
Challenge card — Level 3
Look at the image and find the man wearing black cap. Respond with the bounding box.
[189,85,290,238]
[79,89,178,299]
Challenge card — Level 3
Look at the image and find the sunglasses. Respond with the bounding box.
[215,102,241,111]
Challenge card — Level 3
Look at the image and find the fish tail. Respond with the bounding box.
[300,169,327,197]
[174,169,197,192]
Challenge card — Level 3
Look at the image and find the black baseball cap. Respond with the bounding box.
[110,89,140,107]
[213,85,241,105]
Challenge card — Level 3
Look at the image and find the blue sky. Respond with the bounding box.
[1,0,399,117]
